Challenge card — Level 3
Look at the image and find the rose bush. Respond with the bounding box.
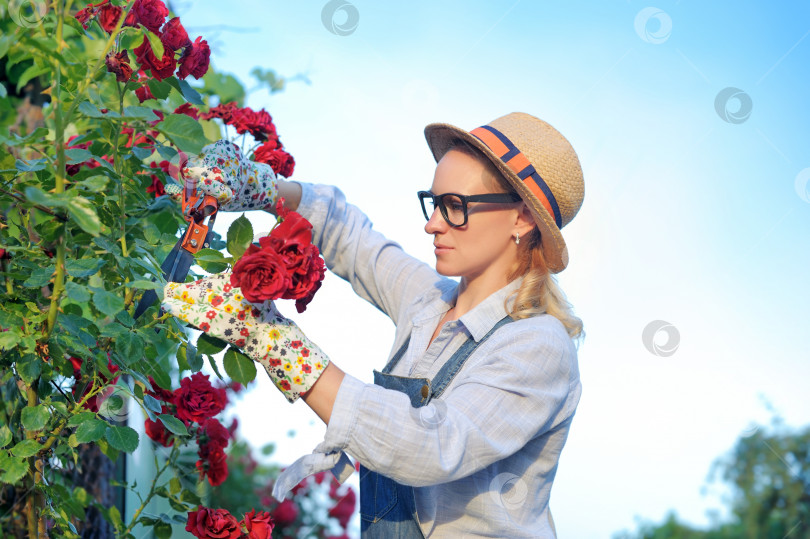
[0,0,352,536]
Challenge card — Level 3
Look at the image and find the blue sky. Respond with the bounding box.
[176,1,810,536]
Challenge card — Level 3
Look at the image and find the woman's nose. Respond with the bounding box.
[424,206,448,234]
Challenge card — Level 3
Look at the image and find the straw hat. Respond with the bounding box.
[424,112,584,274]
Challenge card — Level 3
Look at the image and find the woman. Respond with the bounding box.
[163,112,585,537]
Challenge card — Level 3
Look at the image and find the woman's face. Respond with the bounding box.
[425,149,530,286]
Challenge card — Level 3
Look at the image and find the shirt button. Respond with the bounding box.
[421,384,429,399]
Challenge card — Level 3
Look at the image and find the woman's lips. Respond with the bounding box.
[434,243,452,255]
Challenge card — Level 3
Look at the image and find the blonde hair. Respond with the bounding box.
[446,139,585,344]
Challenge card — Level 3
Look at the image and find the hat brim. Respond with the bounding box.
[424,122,569,273]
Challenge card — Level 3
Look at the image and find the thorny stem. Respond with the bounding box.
[121,444,179,537]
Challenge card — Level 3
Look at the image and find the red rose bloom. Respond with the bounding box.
[196,446,228,486]
[74,5,93,27]
[232,108,277,141]
[174,103,200,120]
[160,16,191,51]
[146,376,176,404]
[229,248,292,303]
[105,50,133,83]
[202,101,239,124]
[144,406,174,447]
[199,417,231,449]
[270,499,298,528]
[241,509,275,539]
[185,507,241,539]
[133,37,177,81]
[253,147,294,177]
[178,36,210,80]
[125,0,168,33]
[98,4,122,33]
[174,372,227,424]
[135,83,154,103]
[328,488,356,529]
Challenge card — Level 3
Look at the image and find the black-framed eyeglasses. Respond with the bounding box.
[417,190,522,228]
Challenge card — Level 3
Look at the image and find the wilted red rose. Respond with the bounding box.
[97,3,122,33]
[174,103,200,120]
[135,83,154,103]
[133,37,176,81]
[160,16,191,51]
[178,36,210,80]
[229,248,292,303]
[174,372,228,424]
[146,160,169,197]
[270,499,298,528]
[328,488,356,529]
[253,147,294,177]
[104,50,133,83]
[125,0,168,33]
[241,509,274,539]
[201,101,239,124]
[74,5,93,27]
[186,507,241,539]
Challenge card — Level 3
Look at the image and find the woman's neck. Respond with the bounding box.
[451,271,511,320]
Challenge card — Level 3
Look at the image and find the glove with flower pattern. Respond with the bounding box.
[165,139,279,212]
[162,272,329,403]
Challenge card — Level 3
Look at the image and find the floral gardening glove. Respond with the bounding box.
[165,139,279,212]
[162,272,329,403]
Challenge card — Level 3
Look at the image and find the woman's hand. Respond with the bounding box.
[162,272,329,403]
[166,140,279,212]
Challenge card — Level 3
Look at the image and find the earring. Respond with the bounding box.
[514,232,520,245]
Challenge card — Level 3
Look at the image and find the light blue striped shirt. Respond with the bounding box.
[273,183,582,538]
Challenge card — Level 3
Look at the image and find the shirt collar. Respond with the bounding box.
[458,277,523,342]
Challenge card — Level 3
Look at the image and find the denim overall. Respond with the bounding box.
[359,316,513,538]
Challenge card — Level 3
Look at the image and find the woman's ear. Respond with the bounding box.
[515,203,537,237]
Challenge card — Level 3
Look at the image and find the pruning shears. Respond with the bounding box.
[133,159,219,319]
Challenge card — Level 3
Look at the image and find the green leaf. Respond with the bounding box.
[93,289,125,317]
[16,63,49,93]
[206,354,224,380]
[0,82,6,98]
[194,248,229,273]
[78,175,109,191]
[15,355,41,384]
[66,196,101,236]
[186,342,202,372]
[178,79,203,105]
[0,426,13,448]
[0,457,28,484]
[227,214,253,259]
[123,106,160,121]
[65,258,106,278]
[65,148,94,164]
[105,425,139,452]
[155,114,209,154]
[115,331,144,363]
[144,31,164,60]
[78,101,103,118]
[201,71,245,105]
[224,348,256,385]
[64,281,91,302]
[22,265,55,287]
[158,414,188,436]
[10,439,40,458]
[116,310,136,328]
[16,158,47,172]
[123,280,162,290]
[196,333,228,355]
[0,331,21,351]
[21,405,50,431]
[147,78,172,100]
[75,419,107,443]
[154,522,172,539]
[67,412,96,427]
[143,394,162,414]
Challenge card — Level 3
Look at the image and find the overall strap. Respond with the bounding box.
[381,315,514,393]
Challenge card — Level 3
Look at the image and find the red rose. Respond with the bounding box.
[232,108,277,141]
[74,5,93,27]
[146,375,176,404]
[199,417,230,450]
[253,147,295,178]
[202,101,239,124]
[229,249,291,303]
[174,103,200,120]
[105,50,133,83]
[133,37,176,81]
[135,83,154,103]
[174,372,228,424]
[98,4,122,33]
[241,509,274,539]
[178,36,210,80]
[196,446,228,486]
[186,507,241,539]
[144,406,174,447]
[125,0,168,33]
[160,16,191,51]
[268,211,313,247]
[252,139,280,165]
[328,488,356,529]
[270,499,298,528]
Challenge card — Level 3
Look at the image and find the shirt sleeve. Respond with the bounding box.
[295,182,448,322]
[320,318,581,487]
